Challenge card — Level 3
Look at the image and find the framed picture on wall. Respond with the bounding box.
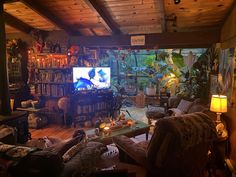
[210,74,218,95]
[89,50,97,60]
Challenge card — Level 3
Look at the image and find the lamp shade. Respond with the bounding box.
[210,95,227,113]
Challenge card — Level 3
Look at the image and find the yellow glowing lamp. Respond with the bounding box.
[210,95,227,122]
[210,95,228,137]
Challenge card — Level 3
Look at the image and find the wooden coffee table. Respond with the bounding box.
[86,120,150,145]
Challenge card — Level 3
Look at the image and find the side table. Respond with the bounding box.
[207,132,229,177]
[17,107,48,129]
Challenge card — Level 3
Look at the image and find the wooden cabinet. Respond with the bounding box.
[71,89,114,127]
[0,111,29,144]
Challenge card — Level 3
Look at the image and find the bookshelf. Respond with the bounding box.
[28,52,73,98]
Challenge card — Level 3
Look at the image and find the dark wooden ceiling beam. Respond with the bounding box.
[75,30,220,49]
[85,0,121,35]
[20,0,80,35]
[3,0,19,3]
[4,12,34,34]
[155,0,166,32]
[222,0,236,27]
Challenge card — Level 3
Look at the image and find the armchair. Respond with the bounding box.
[113,112,218,177]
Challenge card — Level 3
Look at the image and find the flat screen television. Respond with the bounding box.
[73,67,111,91]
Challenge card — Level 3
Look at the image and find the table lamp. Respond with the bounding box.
[210,95,227,136]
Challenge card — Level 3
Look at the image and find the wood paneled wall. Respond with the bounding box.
[221,3,236,49]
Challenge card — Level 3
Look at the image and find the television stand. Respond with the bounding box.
[71,89,114,127]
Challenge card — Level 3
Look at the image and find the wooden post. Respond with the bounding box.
[0,1,11,115]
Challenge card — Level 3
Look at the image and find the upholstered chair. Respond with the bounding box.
[113,112,218,177]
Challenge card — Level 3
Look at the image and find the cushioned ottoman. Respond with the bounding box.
[145,106,165,125]
[28,113,48,129]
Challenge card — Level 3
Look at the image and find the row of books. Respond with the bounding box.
[36,71,72,83]
[36,84,69,97]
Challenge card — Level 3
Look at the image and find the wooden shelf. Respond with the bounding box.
[37,67,72,70]
[35,82,72,84]
[36,53,67,56]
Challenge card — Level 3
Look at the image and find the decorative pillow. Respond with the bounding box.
[177,99,193,113]
[62,141,85,162]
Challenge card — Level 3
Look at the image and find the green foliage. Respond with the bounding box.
[176,50,210,101]
[144,55,155,67]
[172,52,185,68]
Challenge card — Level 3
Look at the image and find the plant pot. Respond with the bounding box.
[146,87,157,96]
[135,91,145,108]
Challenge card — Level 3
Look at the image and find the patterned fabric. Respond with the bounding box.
[176,99,193,113]
[155,112,217,150]
[0,142,37,177]
[62,141,85,162]
[146,106,165,119]
[0,125,15,139]
[0,143,36,159]
[114,112,217,177]
[61,141,108,177]
[113,135,147,166]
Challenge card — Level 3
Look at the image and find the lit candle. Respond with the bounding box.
[103,126,110,135]
[127,120,133,127]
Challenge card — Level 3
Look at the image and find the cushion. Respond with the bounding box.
[113,135,147,166]
[177,99,193,113]
[62,142,85,162]
[44,136,82,157]
[146,106,165,119]
[187,104,207,113]
[168,96,182,108]
[10,150,63,177]
[0,125,15,139]
[61,142,108,177]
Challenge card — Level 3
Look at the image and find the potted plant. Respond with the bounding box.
[146,81,157,96]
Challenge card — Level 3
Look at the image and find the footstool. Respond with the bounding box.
[145,106,166,125]
[28,113,48,129]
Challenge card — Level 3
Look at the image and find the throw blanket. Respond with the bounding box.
[0,142,37,177]
[0,125,15,139]
[156,112,218,150]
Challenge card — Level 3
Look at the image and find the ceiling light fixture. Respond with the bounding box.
[174,0,181,4]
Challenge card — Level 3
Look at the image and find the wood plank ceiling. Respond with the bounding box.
[3,0,234,36]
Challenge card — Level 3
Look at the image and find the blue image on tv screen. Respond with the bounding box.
[73,67,111,90]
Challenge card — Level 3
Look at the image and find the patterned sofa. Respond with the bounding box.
[113,112,218,177]
[146,96,208,124]
[0,131,108,177]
